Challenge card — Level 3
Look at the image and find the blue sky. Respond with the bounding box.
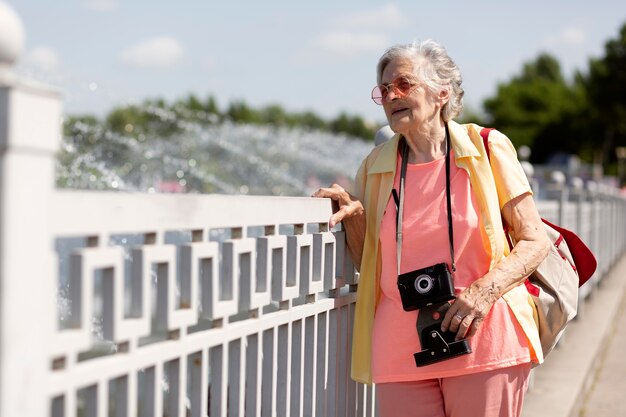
[8,0,626,125]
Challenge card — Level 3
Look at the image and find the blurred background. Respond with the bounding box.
[9,0,626,195]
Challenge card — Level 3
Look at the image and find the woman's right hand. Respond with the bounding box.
[313,184,366,270]
[312,184,364,228]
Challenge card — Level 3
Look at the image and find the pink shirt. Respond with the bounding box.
[371,152,531,383]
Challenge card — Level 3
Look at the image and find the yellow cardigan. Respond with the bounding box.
[351,121,543,384]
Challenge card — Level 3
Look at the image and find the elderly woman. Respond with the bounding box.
[314,40,551,417]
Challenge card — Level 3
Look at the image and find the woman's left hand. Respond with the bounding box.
[440,280,499,341]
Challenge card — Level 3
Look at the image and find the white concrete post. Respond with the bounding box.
[570,177,584,235]
[0,2,62,416]
[549,170,568,226]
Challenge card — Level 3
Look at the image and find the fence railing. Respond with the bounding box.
[534,175,626,300]
[46,193,367,417]
[1,5,626,417]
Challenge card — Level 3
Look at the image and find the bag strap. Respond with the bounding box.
[479,127,495,159]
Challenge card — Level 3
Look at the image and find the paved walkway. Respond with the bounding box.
[580,295,626,417]
[521,253,626,417]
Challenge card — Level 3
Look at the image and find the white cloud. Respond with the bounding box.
[120,36,184,70]
[24,46,62,72]
[82,0,118,12]
[298,5,405,63]
[544,27,586,47]
[560,28,585,45]
[313,31,388,58]
[335,4,408,30]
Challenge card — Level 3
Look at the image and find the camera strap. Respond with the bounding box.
[395,122,456,275]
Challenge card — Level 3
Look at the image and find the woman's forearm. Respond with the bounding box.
[473,237,550,299]
[343,212,366,271]
[471,193,551,300]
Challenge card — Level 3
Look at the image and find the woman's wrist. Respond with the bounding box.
[469,274,503,304]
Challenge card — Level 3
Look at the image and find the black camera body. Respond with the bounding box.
[413,303,472,366]
[397,263,455,311]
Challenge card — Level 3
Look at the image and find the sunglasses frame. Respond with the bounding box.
[371,76,420,105]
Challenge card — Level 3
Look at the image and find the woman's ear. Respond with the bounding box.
[437,88,450,107]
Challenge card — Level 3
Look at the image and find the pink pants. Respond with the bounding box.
[376,364,531,417]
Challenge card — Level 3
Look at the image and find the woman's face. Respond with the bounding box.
[380,58,447,135]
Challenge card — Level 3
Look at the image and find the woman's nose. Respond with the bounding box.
[385,87,400,102]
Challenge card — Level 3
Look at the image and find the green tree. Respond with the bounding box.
[295,111,326,131]
[185,93,204,112]
[529,74,591,163]
[260,104,290,126]
[63,115,101,147]
[106,105,148,137]
[330,112,375,140]
[204,95,221,120]
[456,105,487,126]
[483,53,582,160]
[583,22,626,169]
[226,100,261,124]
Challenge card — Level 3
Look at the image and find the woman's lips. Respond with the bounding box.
[391,108,408,116]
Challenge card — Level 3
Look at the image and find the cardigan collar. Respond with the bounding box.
[368,120,482,174]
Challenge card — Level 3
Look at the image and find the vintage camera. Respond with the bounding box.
[397,263,455,311]
[413,302,472,366]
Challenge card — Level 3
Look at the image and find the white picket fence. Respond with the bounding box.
[1,4,626,417]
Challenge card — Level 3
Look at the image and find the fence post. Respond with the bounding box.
[547,170,568,225]
[568,177,589,310]
[585,181,599,287]
[616,192,626,257]
[610,188,620,266]
[520,160,537,196]
[596,184,610,278]
[569,177,584,235]
[0,3,62,416]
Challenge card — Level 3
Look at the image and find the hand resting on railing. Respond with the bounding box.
[313,183,366,271]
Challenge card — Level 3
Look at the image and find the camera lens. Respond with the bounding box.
[414,274,434,294]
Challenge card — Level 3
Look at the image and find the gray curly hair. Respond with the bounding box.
[376,39,464,121]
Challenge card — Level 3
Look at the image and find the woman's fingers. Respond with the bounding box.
[455,315,475,341]
[329,208,347,228]
[312,184,364,227]
[312,188,336,199]
[330,200,363,227]
[466,317,484,338]
[442,308,465,333]
[441,297,490,340]
[312,184,345,200]
[442,308,481,341]
[440,307,456,333]
[313,184,346,226]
